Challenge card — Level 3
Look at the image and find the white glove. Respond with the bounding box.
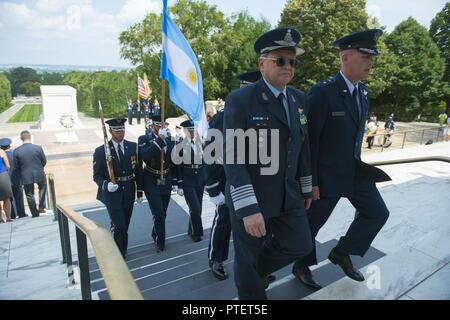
[136,197,143,204]
[107,182,119,192]
[158,128,170,139]
[177,188,184,197]
[209,193,225,206]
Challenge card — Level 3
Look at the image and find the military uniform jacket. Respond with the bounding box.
[307,72,390,198]
[138,131,177,193]
[223,78,313,220]
[93,139,143,206]
[175,138,206,188]
[205,110,226,197]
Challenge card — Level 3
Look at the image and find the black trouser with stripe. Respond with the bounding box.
[208,203,231,263]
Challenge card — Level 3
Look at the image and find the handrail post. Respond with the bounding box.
[402,132,407,148]
[76,228,92,300]
[47,173,57,221]
[436,128,441,142]
[57,208,67,264]
[420,129,425,145]
[61,213,76,285]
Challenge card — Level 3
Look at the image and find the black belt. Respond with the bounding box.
[182,164,204,169]
[144,166,169,175]
[116,175,134,182]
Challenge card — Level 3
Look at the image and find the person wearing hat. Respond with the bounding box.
[93,118,143,258]
[126,99,133,125]
[0,138,26,219]
[204,70,267,281]
[138,115,177,252]
[291,29,390,289]
[13,130,47,218]
[223,28,313,299]
[175,119,206,243]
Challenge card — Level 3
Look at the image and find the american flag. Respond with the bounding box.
[138,74,151,99]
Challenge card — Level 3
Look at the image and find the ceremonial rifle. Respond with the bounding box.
[98,101,116,184]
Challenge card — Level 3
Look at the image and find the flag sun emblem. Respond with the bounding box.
[187,69,197,85]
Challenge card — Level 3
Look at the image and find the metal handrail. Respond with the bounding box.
[56,203,143,300]
[368,155,450,166]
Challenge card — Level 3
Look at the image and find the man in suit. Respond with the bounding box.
[292,29,391,290]
[175,120,206,243]
[223,28,313,300]
[0,138,26,219]
[13,131,47,218]
[138,115,177,252]
[93,118,143,258]
[205,70,264,281]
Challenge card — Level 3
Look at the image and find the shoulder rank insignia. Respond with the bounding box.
[299,108,307,125]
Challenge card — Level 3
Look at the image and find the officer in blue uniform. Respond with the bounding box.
[138,115,177,252]
[126,100,133,125]
[136,101,143,125]
[93,118,143,258]
[205,70,262,281]
[0,138,26,219]
[175,120,206,242]
[223,28,314,300]
[292,29,391,289]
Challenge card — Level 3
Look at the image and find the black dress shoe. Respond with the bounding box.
[191,235,202,242]
[209,260,228,280]
[262,274,276,289]
[328,248,365,282]
[292,266,322,290]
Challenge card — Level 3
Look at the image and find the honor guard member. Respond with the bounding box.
[205,70,263,281]
[175,120,206,242]
[136,100,143,125]
[126,100,133,125]
[93,118,143,258]
[138,115,177,252]
[223,28,314,300]
[292,29,390,290]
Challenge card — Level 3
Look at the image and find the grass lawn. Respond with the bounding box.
[7,104,42,123]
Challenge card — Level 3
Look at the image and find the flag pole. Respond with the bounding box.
[158,79,166,185]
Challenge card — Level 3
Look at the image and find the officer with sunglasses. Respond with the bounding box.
[291,29,391,290]
[223,28,313,300]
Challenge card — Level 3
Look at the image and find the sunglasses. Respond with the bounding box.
[261,56,299,67]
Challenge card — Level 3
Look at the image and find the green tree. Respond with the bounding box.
[278,0,369,91]
[63,72,95,113]
[0,73,12,112]
[429,2,450,114]
[385,17,446,117]
[19,81,41,96]
[119,0,269,112]
[6,67,40,96]
[41,72,64,85]
[91,71,136,117]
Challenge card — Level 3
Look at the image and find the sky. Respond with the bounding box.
[0,0,447,68]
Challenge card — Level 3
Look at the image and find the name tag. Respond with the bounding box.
[332,111,346,117]
[252,116,270,127]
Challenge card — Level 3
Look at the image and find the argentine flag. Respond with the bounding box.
[160,0,208,139]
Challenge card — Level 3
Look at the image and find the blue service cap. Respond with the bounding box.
[0,138,12,147]
[254,28,305,56]
[105,118,126,131]
[333,29,383,56]
[150,115,169,126]
[236,70,262,84]
[180,120,195,130]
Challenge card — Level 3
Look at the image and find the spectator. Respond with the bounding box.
[366,118,378,149]
[438,111,448,129]
[0,138,26,219]
[0,145,13,223]
[13,131,47,218]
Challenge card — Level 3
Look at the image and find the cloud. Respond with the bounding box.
[117,0,161,24]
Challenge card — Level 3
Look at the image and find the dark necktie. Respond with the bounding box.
[118,144,125,170]
[352,88,361,121]
[277,93,290,127]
